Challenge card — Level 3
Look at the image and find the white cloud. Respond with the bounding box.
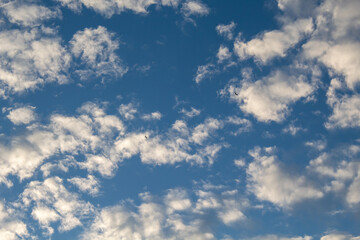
[0,102,126,185]
[305,139,327,151]
[7,106,36,125]
[181,0,209,17]
[0,201,29,240]
[247,146,323,207]
[217,45,232,63]
[57,0,180,18]
[70,26,128,80]
[225,116,252,135]
[282,123,305,136]
[118,103,138,120]
[68,175,100,196]
[308,150,360,205]
[303,42,360,89]
[180,107,201,118]
[191,118,223,145]
[194,63,217,84]
[82,185,246,239]
[234,18,313,63]
[325,79,360,128]
[298,0,360,89]
[164,188,192,213]
[320,233,360,240]
[82,193,215,240]
[247,235,312,240]
[142,111,162,121]
[21,177,94,235]
[0,27,71,95]
[0,101,231,184]
[2,2,60,26]
[222,71,315,122]
[216,22,236,40]
[234,158,246,168]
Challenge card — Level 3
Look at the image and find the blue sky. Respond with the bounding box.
[0,0,360,239]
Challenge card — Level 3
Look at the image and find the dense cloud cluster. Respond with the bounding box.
[0,0,359,239]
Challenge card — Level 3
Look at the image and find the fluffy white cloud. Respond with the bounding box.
[320,233,360,240]
[118,103,138,120]
[68,175,100,196]
[57,0,182,18]
[298,0,360,89]
[325,79,360,128]
[282,123,305,136]
[222,70,315,122]
[2,2,60,26]
[6,106,36,125]
[142,111,162,121]
[234,18,313,63]
[181,0,209,17]
[82,185,246,239]
[70,26,128,79]
[191,118,223,145]
[308,149,360,205]
[217,45,232,63]
[194,63,217,84]
[246,147,323,207]
[0,27,71,95]
[304,139,327,151]
[0,102,125,185]
[216,22,236,40]
[180,107,201,118]
[21,177,94,235]
[303,42,360,89]
[247,235,312,240]
[0,201,28,240]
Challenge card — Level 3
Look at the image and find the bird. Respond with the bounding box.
[145,135,148,139]
[234,90,239,96]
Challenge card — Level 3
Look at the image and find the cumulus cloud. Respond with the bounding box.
[82,185,246,239]
[0,27,71,95]
[247,235,312,240]
[216,22,236,40]
[308,148,360,205]
[7,106,36,125]
[217,45,232,63]
[118,103,138,120]
[0,100,233,184]
[303,41,360,89]
[181,0,209,17]
[325,79,360,128]
[234,18,313,63]
[297,0,360,89]
[2,2,60,26]
[142,111,162,121]
[320,233,360,240]
[21,177,94,235]
[0,201,28,240]
[180,107,201,118]
[282,123,305,136]
[194,63,217,84]
[70,26,128,80]
[68,175,100,196]
[0,102,125,185]
[246,147,323,207]
[56,0,182,18]
[221,70,315,122]
[305,139,327,151]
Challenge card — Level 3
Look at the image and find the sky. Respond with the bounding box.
[0,0,360,239]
